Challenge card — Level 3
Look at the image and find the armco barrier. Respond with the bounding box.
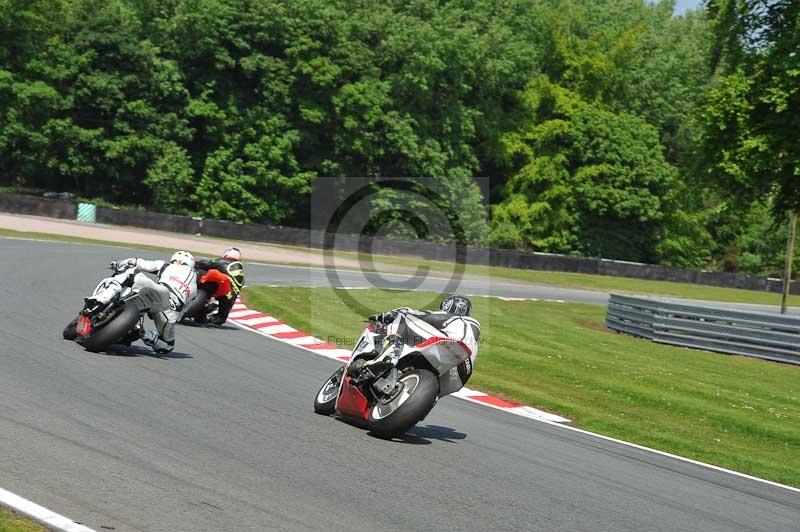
[606,293,800,365]
[0,192,797,295]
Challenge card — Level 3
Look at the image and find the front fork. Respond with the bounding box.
[362,340,404,398]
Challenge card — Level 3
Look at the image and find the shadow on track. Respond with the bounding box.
[178,321,239,332]
[73,343,195,359]
[352,423,466,444]
[108,344,194,359]
[392,425,467,444]
[331,415,467,444]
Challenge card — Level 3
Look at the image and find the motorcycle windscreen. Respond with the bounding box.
[335,375,370,420]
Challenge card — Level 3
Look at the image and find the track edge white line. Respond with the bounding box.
[0,487,95,532]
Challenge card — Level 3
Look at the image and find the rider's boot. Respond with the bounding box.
[119,323,143,346]
[142,330,174,355]
[382,334,404,362]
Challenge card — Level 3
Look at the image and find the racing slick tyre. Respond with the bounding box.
[79,305,141,353]
[181,290,210,323]
[314,366,345,415]
[367,368,438,438]
[63,317,79,340]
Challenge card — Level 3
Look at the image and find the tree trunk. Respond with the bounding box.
[780,209,797,314]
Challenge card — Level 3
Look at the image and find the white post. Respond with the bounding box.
[780,209,797,315]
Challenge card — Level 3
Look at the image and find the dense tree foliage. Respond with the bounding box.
[702,0,799,212]
[0,0,796,275]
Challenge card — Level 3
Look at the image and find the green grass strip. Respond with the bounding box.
[3,225,799,307]
[334,250,800,307]
[0,507,46,532]
[0,228,320,267]
[243,285,800,487]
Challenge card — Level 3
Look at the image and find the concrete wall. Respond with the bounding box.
[1,192,797,295]
[0,193,77,219]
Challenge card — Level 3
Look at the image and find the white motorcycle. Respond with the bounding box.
[63,264,163,352]
[313,312,475,438]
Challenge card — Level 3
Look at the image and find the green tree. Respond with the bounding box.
[490,78,688,263]
[1,0,191,201]
[704,0,800,213]
[703,0,800,309]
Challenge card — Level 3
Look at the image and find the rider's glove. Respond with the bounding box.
[369,310,399,324]
[110,258,137,273]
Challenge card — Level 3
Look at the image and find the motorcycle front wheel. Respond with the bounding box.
[367,368,438,438]
[314,366,344,415]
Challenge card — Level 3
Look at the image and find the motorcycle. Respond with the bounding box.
[313,312,474,438]
[180,268,232,323]
[63,264,162,352]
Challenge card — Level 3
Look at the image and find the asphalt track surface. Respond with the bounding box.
[1,238,799,532]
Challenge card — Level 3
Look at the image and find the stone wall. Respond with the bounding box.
[1,192,796,294]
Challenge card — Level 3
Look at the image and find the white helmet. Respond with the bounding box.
[222,247,241,261]
[170,250,195,269]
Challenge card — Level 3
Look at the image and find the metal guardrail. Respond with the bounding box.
[605,294,800,365]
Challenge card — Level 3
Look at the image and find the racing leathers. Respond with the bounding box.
[372,308,480,395]
[96,258,197,354]
[193,258,245,324]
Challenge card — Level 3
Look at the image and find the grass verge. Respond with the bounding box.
[335,250,800,307]
[243,285,800,487]
[3,224,798,308]
[0,228,320,266]
[0,507,45,532]
[0,228,176,253]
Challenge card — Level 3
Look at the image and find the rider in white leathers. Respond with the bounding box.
[93,251,197,354]
[366,295,479,395]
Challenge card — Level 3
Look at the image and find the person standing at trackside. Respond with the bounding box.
[194,247,245,325]
[98,251,198,354]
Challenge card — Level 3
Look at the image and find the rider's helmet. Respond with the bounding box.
[440,295,471,316]
[170,250,195,269]
[222,247,241,262]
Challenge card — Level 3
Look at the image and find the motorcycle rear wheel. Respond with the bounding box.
[367,368,438,438]
[79,305,141,353]
[181,290,210,322]
[63,316,79,340]
[314,366,344,415]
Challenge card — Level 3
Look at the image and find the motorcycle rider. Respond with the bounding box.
[93,251,197,354]
[193,247,245,325]
[360,294,479,393]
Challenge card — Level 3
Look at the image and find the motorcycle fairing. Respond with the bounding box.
[335,374,370,419]
[398,315,473,372]
[198,269,233,298]
[409,337,472,398]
